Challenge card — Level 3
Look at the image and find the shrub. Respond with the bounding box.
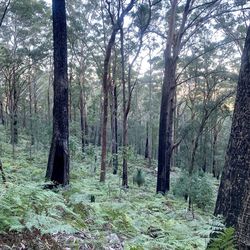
[173,171,214,210]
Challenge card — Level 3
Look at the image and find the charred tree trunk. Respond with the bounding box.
[157,55,176,193]
[120,27,129,187]
[29,74,35,146]
[147,49,153,168]
[10,71,18,145]
[80,88,85,153]
[79,80,88,153]
[214,26,250,249]
[46,0,69,186]
[110,59,118,175]
[145,122,149,159]
[157,0,193,194]
[0,100,4,125]
[212,126,218,178]
[157,0,178,194]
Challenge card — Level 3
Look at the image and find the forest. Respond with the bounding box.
[0,0,249,249]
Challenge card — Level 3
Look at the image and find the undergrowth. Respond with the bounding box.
[0,128,223,249]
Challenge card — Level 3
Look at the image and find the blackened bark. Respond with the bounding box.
[157,55,176,193]
[29,74,34,145]
[79,81,88,153]
[157,0,178,194]
[120,27,128,187]
[0,100,4,125]
[145,122,149,159]
[46,0,69,186]
[212,126,218,178]
[80,89,85,153]
[10,72,18,145]
[110,64,118,175]
[214,26,250,249]
[157,0,193,194]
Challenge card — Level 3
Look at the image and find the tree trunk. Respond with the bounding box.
[214,26,250,249]
[29,74,35,145]
[157,55,176,193]
[11,71,18,145]
[147,49,153,168]
[46,0,69,186]
[120,27,128,187]
[156,0,178,194]
[145,122,149,159]
[0,100,4,125]
[100,28,116,182]
[100,0,135,183]
[79,87,88,154]
[156,0,194,194]
[80,88,85,153]
[69,66,73,123]
[110,59,118,175]
[212,126,218,178]
[10,75,18,158]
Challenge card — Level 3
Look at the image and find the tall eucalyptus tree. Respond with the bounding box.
[46,0,69,185]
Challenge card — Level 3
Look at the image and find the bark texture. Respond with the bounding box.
[46,0,69,186]
[214,26,250,249]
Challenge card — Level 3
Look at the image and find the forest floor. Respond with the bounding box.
[0,128,220,250]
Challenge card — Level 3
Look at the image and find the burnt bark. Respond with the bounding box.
[29,74,34,146]
[46,0,69,186]
[0,100,4,125]
[157,55,176,193]
[214,26,250,249]
[10,71,18,145]
[110,58,118,175]
[120,26,128,187]
[79,83,88,153]
[145,122,149,159]
[212,126,219,178]
[156,0,198,194]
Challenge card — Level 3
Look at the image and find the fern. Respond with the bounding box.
[207,227,236,250]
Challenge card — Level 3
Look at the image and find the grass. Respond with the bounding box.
[0,127,220,250]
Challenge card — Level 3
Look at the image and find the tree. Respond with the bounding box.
[157,0,193,194]
[0,0,50,152]
[214,25,250,248]
[156,0,246,194]
[0,0,10,27]
[46,0,69,186]
[100,0,135,182]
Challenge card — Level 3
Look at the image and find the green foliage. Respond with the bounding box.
[0,183,84,234]
[207,227,236,250]
[0,129,221,249]
[173,171,214,210]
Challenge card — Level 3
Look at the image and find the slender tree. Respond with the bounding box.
[46,0,69,186]
[100,0,135,182]
[215,25,250,249]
